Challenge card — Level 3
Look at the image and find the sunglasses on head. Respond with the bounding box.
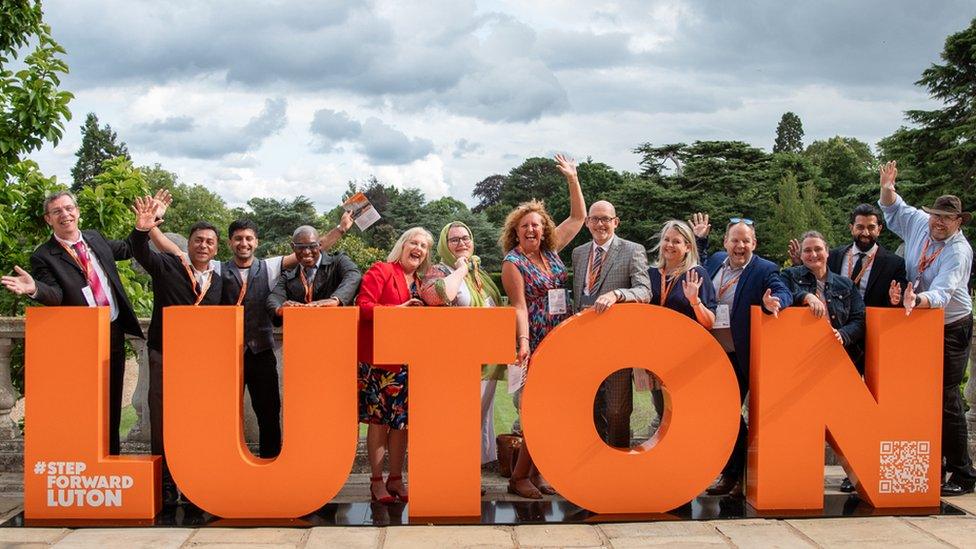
[728,217,754,225]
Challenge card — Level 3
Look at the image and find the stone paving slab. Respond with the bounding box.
[382,525,514,548]
[514,524,604,547]
[710,519,816,548]
[599,521,729,547]
[0,527,68,544]
[305,527,381,549]
[51,527,193,548]
[786,517,948,548]
[186,527,307,546]
[903,516,976,548]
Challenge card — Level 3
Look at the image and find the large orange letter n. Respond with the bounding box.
[749,307,943,509]
[163,306,358,518]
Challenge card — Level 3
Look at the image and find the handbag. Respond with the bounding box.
[495,433,523,478]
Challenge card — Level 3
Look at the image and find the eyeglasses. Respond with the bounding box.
[447,235,472,245]
[46,204,77,217]
[728,217,754,225]
[932,213,961,223]
[587,216,617,225]
[291,242,320,251]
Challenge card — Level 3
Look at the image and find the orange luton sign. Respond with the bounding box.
[24,304,942,519]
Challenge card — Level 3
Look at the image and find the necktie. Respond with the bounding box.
[588,246,605,292]
[72,242,110,306]
[852,252,866,282]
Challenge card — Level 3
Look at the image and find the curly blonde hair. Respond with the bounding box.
[498,200,558,253]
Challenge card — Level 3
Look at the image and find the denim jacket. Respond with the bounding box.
[782,265,865,348]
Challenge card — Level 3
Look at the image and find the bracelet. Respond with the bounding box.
[691,299,701,307]
[518,336,529,341]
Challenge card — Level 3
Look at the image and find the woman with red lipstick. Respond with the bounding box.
[499,153,586,499]
[782,230,866,362]
[356,226,434,504]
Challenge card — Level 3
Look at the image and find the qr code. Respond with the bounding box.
[879,440,930,494]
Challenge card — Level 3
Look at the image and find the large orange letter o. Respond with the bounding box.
[522,304,740,513]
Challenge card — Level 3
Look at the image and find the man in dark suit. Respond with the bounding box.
[703,219,793,496]
[266,225,362,318]
[1,191,143,456]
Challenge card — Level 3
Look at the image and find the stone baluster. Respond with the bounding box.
[125,335,151,443]
[0,317,24,440]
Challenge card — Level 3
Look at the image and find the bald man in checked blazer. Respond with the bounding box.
[571,200,651,448]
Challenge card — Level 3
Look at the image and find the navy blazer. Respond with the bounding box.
[705,252,793,368]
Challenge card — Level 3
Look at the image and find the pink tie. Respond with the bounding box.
[72,242,110,307]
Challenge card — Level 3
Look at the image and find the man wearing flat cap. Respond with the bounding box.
[879,160,976,496]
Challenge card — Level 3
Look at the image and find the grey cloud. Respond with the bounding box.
[309,109,433,164]
[537,30,634,70]
[453,138,483,158]
[130,98,288,159]
[562,72,743,114]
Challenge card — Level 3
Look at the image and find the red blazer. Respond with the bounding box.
[356,261,414,369]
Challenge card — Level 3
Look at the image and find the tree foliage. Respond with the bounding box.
[70,113,130,191]
[773,112,804,153]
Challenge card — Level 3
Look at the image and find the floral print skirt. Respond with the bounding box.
[358,362,408,429]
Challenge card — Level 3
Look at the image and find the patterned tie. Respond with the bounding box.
[72,242,110,306]
[588,246,605,292]
[852,252,866,281]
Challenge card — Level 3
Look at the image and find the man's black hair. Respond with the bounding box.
[849,203,883,226]
[228,219,259,239]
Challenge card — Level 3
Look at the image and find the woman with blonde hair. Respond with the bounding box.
[646,219,717,428]
[356,226,434,504]
[500,153,586,499]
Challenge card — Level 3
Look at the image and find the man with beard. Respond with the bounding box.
[879,161,976,497]
[266,225,362,316]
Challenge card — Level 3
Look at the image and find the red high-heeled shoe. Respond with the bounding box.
[386,475,408,502]
[370,475,395,504]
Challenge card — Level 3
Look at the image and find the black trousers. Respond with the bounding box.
[244,347,282,458]
[721,351,749,478]
[108,322,126,456]
[593,368,634,448]
[147,348,169,481]
[943,315,975,486]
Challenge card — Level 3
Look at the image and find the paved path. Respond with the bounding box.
[2,467,975,548]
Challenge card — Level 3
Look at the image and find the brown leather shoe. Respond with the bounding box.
[706,475,738,496]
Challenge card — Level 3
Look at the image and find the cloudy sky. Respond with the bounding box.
[28,0,975,211]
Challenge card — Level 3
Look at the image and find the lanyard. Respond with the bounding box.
[181,260,213,306]
[916,239,945,283]
[846,248,876,285]
[659,268,680,306]
[58,241,94,280]
[236,276,249,306]
[717,265,742,300]
[298,267,314,303]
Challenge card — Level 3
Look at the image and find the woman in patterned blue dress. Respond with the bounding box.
[500,153,586,499]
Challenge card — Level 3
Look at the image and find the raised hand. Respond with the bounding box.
[804,293,826,318]
[151,188,172,219]
[762,288,782,318]
[1,266,37,296]
[688,212,711,238]
[879,160,897,192]
[131,196,163,231]
[902,282,916,316]
[682,269,703,303]
[339,210,354,232]
[888,280,902,306]
[787,238,802,266]
[554,153,578,180]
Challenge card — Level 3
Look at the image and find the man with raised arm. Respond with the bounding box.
[878,161,976,497]
[703,218,792,497]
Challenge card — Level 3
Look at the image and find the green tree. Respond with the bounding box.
[804,136,878,206]
[878,17,976,211]
[70,113,130,192]
[764,173,837,265]
[472,174,506,213]
[0,0,73,180]
[773,112,804,153]
[142,164,233,241]
[332,233,387,271]
[232,196,319,256]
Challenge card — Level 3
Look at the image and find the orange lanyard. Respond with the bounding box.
[236,277,249,306]
[916,239,945,281]
[58,241,94,280]
[717,266,742,300]
[181,261,213,306]
[659,268,680,306]
[298,267,314,303]
[846,248,876,285]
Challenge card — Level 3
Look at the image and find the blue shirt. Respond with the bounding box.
[879,195,973,324]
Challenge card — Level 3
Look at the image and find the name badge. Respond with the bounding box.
[713,303,731,329]
[547,288,568,315]
[80,286,97,307]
